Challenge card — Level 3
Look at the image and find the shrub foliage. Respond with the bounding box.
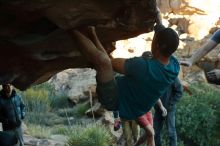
[66,124,112,146]
[176,83,220,146]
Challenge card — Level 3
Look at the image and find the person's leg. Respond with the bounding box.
[122,120,132,146]
[154,110,164,146]
[69,29,118,111]
[135,112,155,146]
[146,112,155,146]
[131,120,140,143]
[134,125,154,146]
[16,126,24,146]
[69,29,113,83]
[113,111,121,131]
[113,111,119,119]
[146,125,155,146]
[166,108,177,146]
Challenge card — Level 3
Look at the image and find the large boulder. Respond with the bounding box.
[182,65,208,83]
[0,0,158,90]
[158,0,220,39]
[48,68,96,104]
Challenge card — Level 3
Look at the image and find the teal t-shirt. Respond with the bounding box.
[116,55,180,120]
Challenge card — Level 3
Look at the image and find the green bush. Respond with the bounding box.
[28,124,52,139]
[20,83,110,146]
[25,112,64,126]
[21,87,51,113]
[50,95,69,109]
[66,124,112,146]
[57,108,76,117]
[58,102,90,118]
[160,128,184,146]
[21,83,68,111]
[23,83,70,110]
[176,83,220,146]
[72,102,90,118]
[51,126,70,135]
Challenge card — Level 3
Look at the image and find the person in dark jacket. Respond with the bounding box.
[0,84,25,146]
[154,78,183,146]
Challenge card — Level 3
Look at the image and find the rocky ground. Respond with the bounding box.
[24,134,66,146]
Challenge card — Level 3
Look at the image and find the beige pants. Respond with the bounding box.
[122,120,140,146]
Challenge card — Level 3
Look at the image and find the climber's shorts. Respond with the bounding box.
[96,79,118,111]
[136,112,153,128]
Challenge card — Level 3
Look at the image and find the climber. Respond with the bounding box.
[69,7,179,146]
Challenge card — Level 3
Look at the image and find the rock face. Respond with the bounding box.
[48,68,96,104]
[157,0,220,39]
[0,0,158,90]
[112,0,220,61]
